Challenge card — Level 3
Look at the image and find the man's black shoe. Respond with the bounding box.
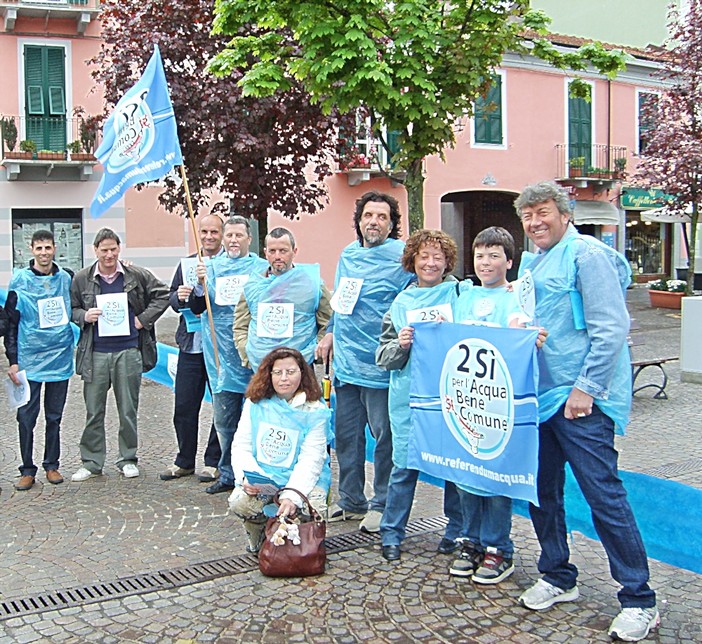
[206,480,235,494]
[381,545,401,561]
[437,537,459,555]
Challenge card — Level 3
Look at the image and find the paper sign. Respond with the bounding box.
[215,275,249,306]
[180,257,199,287]
[255,422,300,469]
[256,302,294,338]
[96,292,130,337]
[38,296,68,329]
[406,303,453,324]
[330,277,364,315]
[512,270,535,323]
[244,470,280,496]
[5,370,30,410]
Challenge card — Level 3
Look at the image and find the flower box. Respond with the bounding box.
[4,151,33,160]
[36,151,66,161]
[648,290,685,310]
[70,152,97,162]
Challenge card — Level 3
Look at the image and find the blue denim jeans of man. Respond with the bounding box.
[458,488,513,555]
[173,351,220,470]
[212,390,245,486]
[529,404,656,608]
[334,383,393,514]
[17,379,69,477]
[81,348,142,472]
[380,466,419,546]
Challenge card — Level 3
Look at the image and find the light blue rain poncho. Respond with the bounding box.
[454,284,522,328]
[10,267,74,381]
[387,279,460,468]
[332,238,414,388]
[201,253,268,394]
[518,226,632,433]
[243,264,322,371]
[250,396,333,493]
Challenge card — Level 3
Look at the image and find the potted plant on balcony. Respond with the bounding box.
[36,149,66,161]
[67,139,97,162]
[73,107,101,160]
[613,157,627,179]
[647,278,687,309]
[15,139,37,159]
[568,156,585,178]
[1,116,18,157]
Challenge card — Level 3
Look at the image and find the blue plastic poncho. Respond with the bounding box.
[201,253,268,394]
[454,284,521,327]
[388,279,459,468]
[519,227,632,433]
[332,239,414,388]
[243,264,322,371]
[250,396,333,492]
[10,267,74,382]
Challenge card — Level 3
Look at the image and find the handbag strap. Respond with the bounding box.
[274,487,324,522]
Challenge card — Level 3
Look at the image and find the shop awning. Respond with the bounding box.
[573,200,620,226]
[640,205,692,223]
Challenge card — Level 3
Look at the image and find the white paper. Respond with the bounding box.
[180,257,199,288]
[5,370,30,410]
[255,423,301,469]
[96,292,130,337]
[215,274,249,306]
[406,303,453,324]
[167,353,179,388]
[256,302,294,338]
[512,270,535,323]
[38,296,68,329]
[330,277,364,315]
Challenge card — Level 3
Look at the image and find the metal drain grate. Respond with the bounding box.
[642,458,702,479]
[0,516,446,621]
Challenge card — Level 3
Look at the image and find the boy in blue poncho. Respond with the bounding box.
[451,226,535,584]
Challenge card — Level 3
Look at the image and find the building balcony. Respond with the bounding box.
[1,114,101,181]
[555,144,628,190]
[1,0,100,33]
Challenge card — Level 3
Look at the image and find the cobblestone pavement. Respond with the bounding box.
[0,287,700,643]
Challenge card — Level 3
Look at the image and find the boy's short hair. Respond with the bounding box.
[472,226,515,261]
[31,229,55,246]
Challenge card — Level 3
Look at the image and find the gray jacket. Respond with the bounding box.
[71,262,169,382]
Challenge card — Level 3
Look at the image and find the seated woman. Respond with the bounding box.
[228,347,332,553]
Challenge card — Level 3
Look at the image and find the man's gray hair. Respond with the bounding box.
[225,215,251,235]
[514,181,572,218]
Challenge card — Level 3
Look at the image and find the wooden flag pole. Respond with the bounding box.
[179,164,220,373]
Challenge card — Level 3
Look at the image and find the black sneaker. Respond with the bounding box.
[449,539,482,577]
[206,480,235,494]
[472,547,514,584]
[437,537,460,555]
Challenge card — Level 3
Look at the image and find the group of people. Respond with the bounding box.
[1,181,658,642]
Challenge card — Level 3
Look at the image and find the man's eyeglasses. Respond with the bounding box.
[271,368,301,377]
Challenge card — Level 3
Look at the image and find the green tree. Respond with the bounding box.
[209,0,626,231]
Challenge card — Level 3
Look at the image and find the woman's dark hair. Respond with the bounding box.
[246,347,322,403]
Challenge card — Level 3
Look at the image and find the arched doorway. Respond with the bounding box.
[440,190,522,282]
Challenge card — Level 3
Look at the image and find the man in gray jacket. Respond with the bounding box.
[70,228,169,481]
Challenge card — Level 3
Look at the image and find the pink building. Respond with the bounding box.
[0,4,670,289]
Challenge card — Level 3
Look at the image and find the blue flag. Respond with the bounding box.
[90,45,183,218]
[407,322,540,504]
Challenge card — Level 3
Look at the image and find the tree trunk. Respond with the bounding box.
[687,206,698,297]
[404,158,425,234]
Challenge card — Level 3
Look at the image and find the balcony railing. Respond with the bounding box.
[1,114,102,160]
[2,0,100,9]
[555,144,628,181]
[2,0,100,32]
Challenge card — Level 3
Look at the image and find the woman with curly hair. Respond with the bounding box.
[228,347,332,553]
[375,229,466,561]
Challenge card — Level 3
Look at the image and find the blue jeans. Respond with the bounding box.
[380,466,419,546]
[212,390,244,485]
[443,480,469,541]
[458,489,513,555]
[173,351,220,470]
[17,379,69,476]
[529,404,655,608]
[334,383,393,513]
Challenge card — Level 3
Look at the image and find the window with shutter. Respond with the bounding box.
[474,75,503,145]
[23,45,66,152]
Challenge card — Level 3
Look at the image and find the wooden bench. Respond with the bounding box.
[628,323,678,400]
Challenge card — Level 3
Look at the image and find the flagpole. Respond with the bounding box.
[179,164,220,373]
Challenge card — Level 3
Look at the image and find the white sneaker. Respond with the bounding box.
[71,467,100,482]
[608,607,660,641]
[359,510,383,533]
[197,466,219,483]
[519,578,579,610]
[122,463,140,478]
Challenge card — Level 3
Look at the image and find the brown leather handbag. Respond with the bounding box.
[258,488,327,577]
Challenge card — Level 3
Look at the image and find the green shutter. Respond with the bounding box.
[568,86,592,168]
[474,75,502,145]
[23,45,66,151]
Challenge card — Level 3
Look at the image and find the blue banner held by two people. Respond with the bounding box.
[407,322,540,504]
[90,45,183,218]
